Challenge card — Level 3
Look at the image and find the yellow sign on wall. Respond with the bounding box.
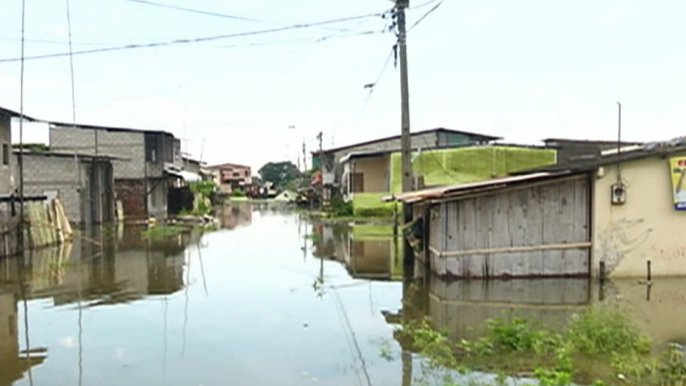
[669,156,686,210]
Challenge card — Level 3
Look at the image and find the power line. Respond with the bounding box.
[362,1,443,102]
[0,36,110,46]
[408,1,443,32]
[0,12,386,64]
[120,0,382,35]
[363,45,396,103]
[119,0,264,23]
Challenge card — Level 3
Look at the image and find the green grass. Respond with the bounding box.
[141,224,188,240]
[351,192,396,217]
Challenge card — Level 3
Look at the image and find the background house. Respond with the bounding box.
[311,128,501,202]
[340,145,558,215]
[543,138,644,164]
[207,163,252,194]
[49,123,182,221]
[0,107,29,195]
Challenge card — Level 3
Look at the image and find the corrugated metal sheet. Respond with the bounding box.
[383,172,565,203]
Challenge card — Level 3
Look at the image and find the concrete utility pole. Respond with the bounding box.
[397,0,413,193]
[317,132,323,210]
[302,140,307,171]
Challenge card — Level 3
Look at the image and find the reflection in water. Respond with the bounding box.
[312,222,404,281]
[0,259,45,386]
[218,203,252,230]
[0,225,199,386]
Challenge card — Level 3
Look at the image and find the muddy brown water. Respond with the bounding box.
[0,202,684,385]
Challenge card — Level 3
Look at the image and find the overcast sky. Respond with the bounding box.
[1,0,685,170]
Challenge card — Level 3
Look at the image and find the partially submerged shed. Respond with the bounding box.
[390,172,592,278]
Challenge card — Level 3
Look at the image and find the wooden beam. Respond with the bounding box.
[430,242,592,258]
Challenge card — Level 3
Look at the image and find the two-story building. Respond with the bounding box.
[49,122,182,221]
[207,162,252,194]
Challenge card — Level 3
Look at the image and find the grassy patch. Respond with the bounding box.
[395,305,683,386]
[141,225,187,240]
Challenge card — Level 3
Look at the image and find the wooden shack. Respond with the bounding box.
[393,172,593,278]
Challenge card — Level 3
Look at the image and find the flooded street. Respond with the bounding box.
[1,203,686,385]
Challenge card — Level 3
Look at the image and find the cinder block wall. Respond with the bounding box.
[50,126,145,180]
[17,153,86,223]
[0,116,14,194]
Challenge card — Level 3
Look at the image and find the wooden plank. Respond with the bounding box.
[490,193,512,276]
[525,186,545,276]
[541,182,563,275]
[571,178,591,275]
[476,195,494,277]
[446,202,461,277]
[460,198,484,277]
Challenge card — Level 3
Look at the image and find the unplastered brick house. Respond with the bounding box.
[49,122,182,221]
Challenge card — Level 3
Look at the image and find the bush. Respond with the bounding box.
[565,306,649,355]
[330,195,353,217]
[230,189,246,197]
[189,181,216,197]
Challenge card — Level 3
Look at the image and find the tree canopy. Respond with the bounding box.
[258,161,302,189]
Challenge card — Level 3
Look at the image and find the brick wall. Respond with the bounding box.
[50,125,146,179]
[115,179,146,220]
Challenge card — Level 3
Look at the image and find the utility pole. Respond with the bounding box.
[317,132,323,210]
[397,0,413,193]
[302,140,307,171]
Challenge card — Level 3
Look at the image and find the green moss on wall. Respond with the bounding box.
[389,146,556,193]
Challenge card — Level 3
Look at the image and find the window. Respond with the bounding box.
[232,172,240,177]
[351,173,364,193]
[2,143,8,165]
[145,134,159,162]
[244,170,250,177]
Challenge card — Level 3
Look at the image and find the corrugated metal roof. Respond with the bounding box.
[0,106,37,121]
[311,127,502,155]
[383,172,565,203]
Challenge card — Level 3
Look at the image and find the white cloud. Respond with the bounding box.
[60,336,75,348]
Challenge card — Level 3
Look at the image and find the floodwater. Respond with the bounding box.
[1,202,685,386]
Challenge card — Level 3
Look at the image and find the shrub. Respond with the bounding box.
[330,195,353,217]
[565,306,649,355]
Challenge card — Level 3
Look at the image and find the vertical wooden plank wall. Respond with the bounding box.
[430,176,590,278]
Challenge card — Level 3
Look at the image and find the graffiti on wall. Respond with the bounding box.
[598,217,653,274]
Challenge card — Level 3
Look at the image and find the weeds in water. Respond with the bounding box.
[394,305,681,386]
[565,305,650,355]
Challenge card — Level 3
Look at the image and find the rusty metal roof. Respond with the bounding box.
[383,172,568,203]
